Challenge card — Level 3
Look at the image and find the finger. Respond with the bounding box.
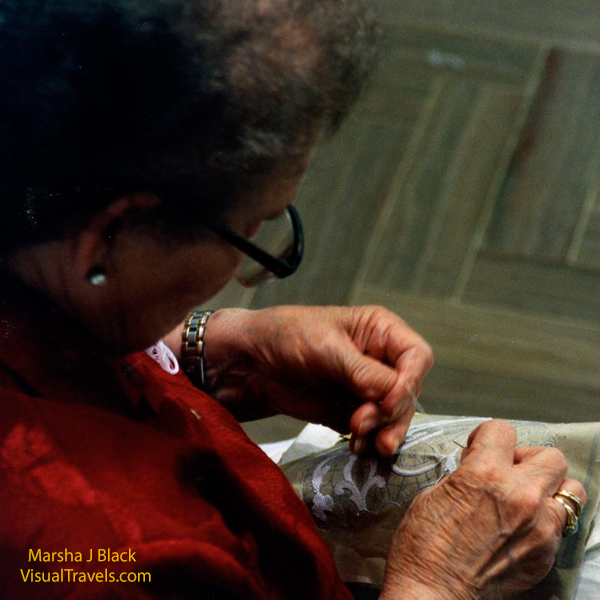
[379,345,432,419]
[374,404,416,457]
[347,307,432,418]
[480,509,563,591]
[336,345,401,405]
[349,432,369,455]
[552,477,587,511]
[547,477,587,535]
[349,402,415,457]
[460,420,517,466]
[340,344,417,441]
[514,446,568,495]
[347,373,415,437]
[349,401,383,436]
[347,378,415,436]
[351,306,431,361]
[348,401,388,455]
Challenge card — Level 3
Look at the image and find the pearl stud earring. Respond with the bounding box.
[87,268,107,286]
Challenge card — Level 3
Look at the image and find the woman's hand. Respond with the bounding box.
[172,305,433,456]
[380,420,587,600]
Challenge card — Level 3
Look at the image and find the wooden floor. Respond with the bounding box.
[207,0,600,440]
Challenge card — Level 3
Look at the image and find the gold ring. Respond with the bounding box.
[553,489,583,519]
[553,495,580,537]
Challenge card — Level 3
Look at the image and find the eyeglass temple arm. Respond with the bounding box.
[202,205,304,279]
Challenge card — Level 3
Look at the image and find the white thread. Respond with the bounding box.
[312,458,335,521]
[402,381,417,403]
[391,459,444,477]
[408,417,491,434]
[334,455,386,513]
[399,431,439,452]
[402,381,426,414]
[444,452,459,474]
[145,340,180,375]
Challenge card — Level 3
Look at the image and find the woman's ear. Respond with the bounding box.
[74,193,161,284]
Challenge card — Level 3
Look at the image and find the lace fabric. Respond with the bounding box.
[145,340,179,375]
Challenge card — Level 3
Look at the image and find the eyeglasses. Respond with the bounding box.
[200,205,304,287]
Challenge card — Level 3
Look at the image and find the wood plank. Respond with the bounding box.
[364,78,479,293]
[420,364,600,423]
[484,48,600,261]
[354,287,600,422]
[364,80,521,297]
[413,85,522,297]
[250,98,420,308]
[379,0,600,51]
[576,195,600,270]
[205,25,539,310]
[200,83,424,310]
[355,287,600,387]
[376,25,538,89]
[463,254,600,321]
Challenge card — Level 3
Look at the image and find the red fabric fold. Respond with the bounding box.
[0,273,351,600]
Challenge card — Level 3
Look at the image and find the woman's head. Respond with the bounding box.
[0,0,375,256]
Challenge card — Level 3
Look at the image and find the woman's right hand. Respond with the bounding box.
[380,420,587,600]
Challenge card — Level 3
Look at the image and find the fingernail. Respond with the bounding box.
[358,417,378,438]
[353,437,365,455]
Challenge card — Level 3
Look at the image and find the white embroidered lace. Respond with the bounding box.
[145,340,180,375]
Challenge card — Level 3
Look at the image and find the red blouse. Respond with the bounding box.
[0,274,352,600]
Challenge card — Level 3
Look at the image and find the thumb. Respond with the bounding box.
[335,344,399,403]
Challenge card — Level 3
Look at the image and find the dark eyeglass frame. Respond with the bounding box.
[200,205,304,280]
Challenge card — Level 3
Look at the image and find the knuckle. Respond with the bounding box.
[362,304,394,321]
[540,446,568,473]
[461,461,506,491]
[420,342,434,369]
[473,462,503,484]
[475,419,516,442]
[516,488,546,520]
[345,353,371,386]
[490,419,517,436]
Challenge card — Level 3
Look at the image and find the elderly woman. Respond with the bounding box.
[0,1,586,599]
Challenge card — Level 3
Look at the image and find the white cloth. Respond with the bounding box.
[575,518,600,600]
[258,438,297,463]
[264,422,600,599]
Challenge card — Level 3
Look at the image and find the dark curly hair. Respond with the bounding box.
[0,0,375,255]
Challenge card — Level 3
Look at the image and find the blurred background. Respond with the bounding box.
[202,0,600,443]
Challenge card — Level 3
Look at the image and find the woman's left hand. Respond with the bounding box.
[176,305,433,457]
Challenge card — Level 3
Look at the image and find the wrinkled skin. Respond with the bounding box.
[167,304,434,457]
[167,308,586,599]
[380,420,587,600]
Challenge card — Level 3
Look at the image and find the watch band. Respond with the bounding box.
[180,310,214,390]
